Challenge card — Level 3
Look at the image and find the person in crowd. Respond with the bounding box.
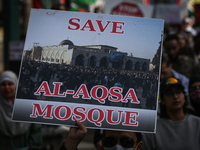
[145,92,155,110]
[180,16,197,38]
[176,30,197,60]
[188,74,200,117]
[114,80,122,87]
[0,70,43,150]
[60,119,143,150]
[93,129,104,150]
[164,34,199,78]
[142,77,200,150]
[160,53,189,96]
[193,35,200,65]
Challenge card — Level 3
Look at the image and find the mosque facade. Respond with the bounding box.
[23,40,150,71]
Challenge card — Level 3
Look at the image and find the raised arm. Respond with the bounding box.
[61,119,87,150]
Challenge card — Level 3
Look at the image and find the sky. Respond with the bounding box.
[24,9,164,61]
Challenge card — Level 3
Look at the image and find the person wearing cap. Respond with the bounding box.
[160,53,189,96]
[60,119,143,150]
[188,74,200,117]
[0,70,42,150]
[142,77,200,150]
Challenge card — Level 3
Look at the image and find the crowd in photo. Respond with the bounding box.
[16,59,158,109]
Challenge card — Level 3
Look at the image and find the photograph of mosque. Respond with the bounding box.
[12,9,164,132]
[15,9,164,110]
[23,39,150,71]
[14,8,164,110]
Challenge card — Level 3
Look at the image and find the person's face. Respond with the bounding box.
[103,130,142,150]
[189,81,200,104]
[162,85,185,112]
[160,62,172,81]
[164,39,180,60]
[0,80,16,99]
[177,33,186,48]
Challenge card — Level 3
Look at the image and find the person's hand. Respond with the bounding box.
[95,141,104,150]
[64,119,87,150]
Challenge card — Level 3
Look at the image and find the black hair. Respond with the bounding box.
[189,75,200,91]
[176,30,189,45]
[188,75,200,112]
[164,34,179,43]
[161,53,171,67]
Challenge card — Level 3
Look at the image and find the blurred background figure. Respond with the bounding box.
[188,74,200,117]
[164,34,199,78]
[161,53,189,96]
[176,30,197,60]
[0,70,42,150]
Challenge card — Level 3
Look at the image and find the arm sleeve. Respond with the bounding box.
[28,124,43,150]
[142,133,156,150]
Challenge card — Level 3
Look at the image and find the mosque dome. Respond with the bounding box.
[59,40,74,46]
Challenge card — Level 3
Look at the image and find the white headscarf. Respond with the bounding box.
[0,70,31,137]
[0,70,18,87]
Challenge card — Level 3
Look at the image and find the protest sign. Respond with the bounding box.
[154,4,181,24]
[104,0,154,18]
[12,9,164,133]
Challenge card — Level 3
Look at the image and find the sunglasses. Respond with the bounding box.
[102,136,135,148]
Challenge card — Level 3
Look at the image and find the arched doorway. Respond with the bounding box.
[135,62,140,71]
[125,60,132,70]
[142,62,148,71]
[100,57,108,68]
[88,56,97,67]
[75,54,85,66]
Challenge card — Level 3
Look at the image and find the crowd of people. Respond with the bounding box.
[1,10,200,150]
[19,60,158,92]
[15,60,158,109]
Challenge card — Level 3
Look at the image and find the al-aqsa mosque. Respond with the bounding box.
[23,39,150,71]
